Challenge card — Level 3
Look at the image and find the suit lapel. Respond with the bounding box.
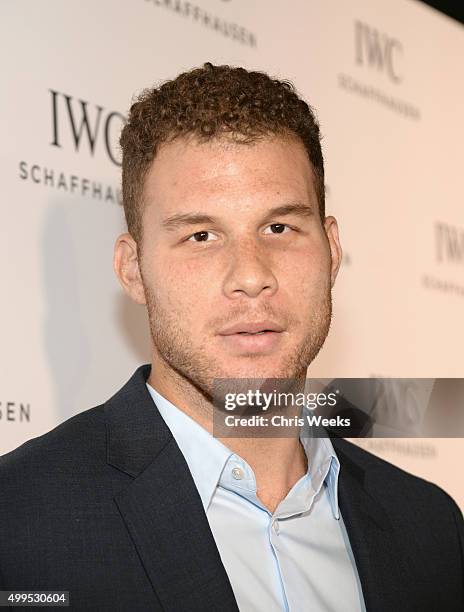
[332,438,415,612]
[105,365,239,612]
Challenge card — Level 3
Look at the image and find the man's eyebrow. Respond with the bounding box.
[261,202,314,222]
[161,212,219,231]
[160,202,314,231]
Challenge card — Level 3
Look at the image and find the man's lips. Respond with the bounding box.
[217,320,285,354]
[218,320,285,336]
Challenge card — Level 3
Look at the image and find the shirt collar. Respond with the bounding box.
[146,383,340,518]
[147,383,232,512]
[300,431,341,520]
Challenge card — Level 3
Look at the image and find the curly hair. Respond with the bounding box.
[120,62,325,245]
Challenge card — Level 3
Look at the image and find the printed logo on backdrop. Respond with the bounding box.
[49,90,123,166]
[355,20,403,83]
[0,401,30,424]
[338,20,420,121]
[422,222,464,297]
[436,222,464,265]
[359,439,436,459]
[18,90,125,205]
[144,0,257,47]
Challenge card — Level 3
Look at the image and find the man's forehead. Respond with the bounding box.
[146,132,311,176]
[142,134,315,207]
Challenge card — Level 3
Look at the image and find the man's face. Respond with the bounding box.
[118,134,341,395]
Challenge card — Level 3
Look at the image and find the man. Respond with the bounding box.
[0,63,462,611]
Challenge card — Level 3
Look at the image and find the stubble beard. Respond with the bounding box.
[143,283,333,402]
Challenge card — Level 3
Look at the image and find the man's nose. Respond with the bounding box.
[222,241,278,299]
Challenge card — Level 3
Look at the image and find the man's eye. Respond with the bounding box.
[187,231,218,242]
[264,223,292,235]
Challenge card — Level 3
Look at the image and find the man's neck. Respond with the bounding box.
[220,436,308,513]
[147,358,308,513]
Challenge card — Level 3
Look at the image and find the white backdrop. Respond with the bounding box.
[1,0,464,505]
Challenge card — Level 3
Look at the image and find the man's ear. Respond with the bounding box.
[323,216,343,287]
[113,233,146,305]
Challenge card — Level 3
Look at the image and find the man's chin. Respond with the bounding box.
[209,357,306,383]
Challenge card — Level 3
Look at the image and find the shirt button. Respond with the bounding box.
[231,467,244,480]
[272,519,280,534]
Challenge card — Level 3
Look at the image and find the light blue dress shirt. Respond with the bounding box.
[147,383,366,612]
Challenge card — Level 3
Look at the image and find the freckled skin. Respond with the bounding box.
[114,134,342,413]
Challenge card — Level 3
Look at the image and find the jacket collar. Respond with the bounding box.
[331,436,416,610]
[105,364,171,477]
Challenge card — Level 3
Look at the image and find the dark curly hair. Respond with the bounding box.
[120,62,325,245]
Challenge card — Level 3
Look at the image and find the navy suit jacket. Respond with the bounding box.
[0,365,463,611]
